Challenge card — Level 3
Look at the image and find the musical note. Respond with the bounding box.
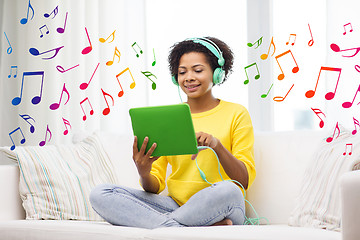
[308,24,314,47]
[82,27,92,55]
[352,117,360,135]
[343,143,353,156]
[50,83,70,110]
[152,48,156,66]
[44,5,58,18]
[261,83,273,98]
[56,12,68,34]
[101,89,114,116]
[80,62,100,90]
[342,84,360,108]
[62,117,71,135]
[343,23,353,35]
[9,127,26,151]
[305,66,342,100]
[8,66,18,78]
[311,108,326,128]
[286,34,296,46]
[106,47,121,66]
[247,36,263,49]
[99,30,115,43]
[19,114,35,133]
[29,46,64,60]
[141,71,157,90]
[260,37,276,60]
[326,122,340,143]
[330,43,360,58]
[56,64,79,73]
[12,71,44,106]
[39,125,52,147]
[244,62,260,85]
[273,84,294,102]
[116,67,136,97]
[355,65,360,73]
[80,97,94,121]
[39,25,49,38]
[131,42,143,57]
[4,32,12,54]
[20,0,34,25]
[275,50,299,80]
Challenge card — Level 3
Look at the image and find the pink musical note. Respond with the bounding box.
[342,84,360,108]
[29,46,64,60]
[9,127,26,151]
[311,108,326,128]
[8,65,17,78]
[56,64,79,73]
[20,0,34,25]
[131,42,143,57]
[261,37,276,60]
[106,47,121,66]
[247,36,263,48]
[101,89,114,116]
[273,84,294,102]
[39,125,52,147]
[49,83,70,110]
[12,71,44,106]
[244,62,260,85]
[62,117,71,135]
[343,143,353,156]
[80,62,100,90]
[44,5,58,18]
[330,43,360,58]
[308,23,314,47]
[305,66,342,100]
[116,68,136,97]
[56,12,68,34]
[81,27,92,55]
[275,50,299,80]
[141,71,157,90]
[39,25,49,38]
[19,114,35,133]
[343,23,353,35]
[80,97,94,121]
[352,117,360,135]
[99,30,115,43]
[286,34,296,46]
[326,122,340,143]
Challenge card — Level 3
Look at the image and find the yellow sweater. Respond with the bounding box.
[149,100,256,206]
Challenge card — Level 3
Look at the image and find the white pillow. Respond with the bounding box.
[0,133,117,221]
[288,124,360,231]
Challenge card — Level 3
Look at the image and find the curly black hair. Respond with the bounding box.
[168,37,234,85]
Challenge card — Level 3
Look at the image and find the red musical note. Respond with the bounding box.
[39,25,49,38]
[308,23,314,47]
[141,71,157,90]
[80,62,100,90]
[29,46,64,60]
[247,36,263,49]
[355,65,360,73]
[116,68,136,97]
[81,27,92,55]
[326,122,340,143]
[20,0,34,25]
[343,23,353,35]
[305,66,342,100]
[56,64,79,73]
[286,34,296,46]
[352,117,360,135]
[131,42,143,57]
[8,65,17,78]
[44,5,58,18]
[39,125,52,147]
[9,127,26,151]
[101,89,114,116]
[99,30,115,43]
[342,84,360,108]
[330,43,360,58]
[260,37,276,60]
[275,50,299,80]
[49,83,70,110]
[244,62,260,85]
[273,84,294,102]
[106,47,121,66]
[311,108,326,128]
[12,71,44,106]
[56,12,68,34]
[19,114,35,133]
[261,83,273,98]
[80,97,94,121]
[62,117,71,135]
[343,143,353,156]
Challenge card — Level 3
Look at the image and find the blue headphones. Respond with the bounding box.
[171,37,226,86]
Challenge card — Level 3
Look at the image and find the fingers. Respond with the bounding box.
[196,132,219,148]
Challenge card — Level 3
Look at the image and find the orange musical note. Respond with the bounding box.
[326,122,340,143]
[56,64,79,73]
[261,83,273,98]
[20,0,34,25]
[39,25,49,38]
[305,66,342,100]
[116,67,136,97]
[261,37,276,60]
[56,12,68,34]
[330,43,360,58]
[244,62,260,85]
[8,66,17,78]
[275,50,299,80]
[80,97,94,121]
[308,23,314,47]
[342,84,360,108]
[62,117,71,135]
[80,62,100,90]
[12,71,44,106]
[131,42,143,57]
[19,114,35,133]
[343,23,353,35]
[50,83,70,110]
[343,143,353,156]
[99,30,115,43]
[286,34,296,46]
[101,89,114,116]
[81,27,92,55]
[141,71,157,90]
[352,117,360,135]
[9,127,26,151]
[29,46,64,60]
[39,125,52,147]
[247,36,263,49]
[273,84,294,102]
[311,108,326,128]
[106,47,121,66]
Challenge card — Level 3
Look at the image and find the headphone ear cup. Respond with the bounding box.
[172,75,179,86]
[213,68,225,85]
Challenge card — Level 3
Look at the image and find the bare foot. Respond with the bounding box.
[211,218,233,226]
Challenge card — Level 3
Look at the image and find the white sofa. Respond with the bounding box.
[0,130,359,240]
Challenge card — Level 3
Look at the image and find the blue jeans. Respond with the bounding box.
[90,181,245,229]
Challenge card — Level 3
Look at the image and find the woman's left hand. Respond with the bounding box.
[191,131,219,160]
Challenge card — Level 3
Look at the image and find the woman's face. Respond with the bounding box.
[177,52,214,100]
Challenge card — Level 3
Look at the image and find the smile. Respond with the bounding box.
[185,84,201,91]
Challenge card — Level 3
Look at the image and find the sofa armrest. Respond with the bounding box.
[0,165,25,220]
[341,170,360,240]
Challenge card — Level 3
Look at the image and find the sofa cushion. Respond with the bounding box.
[0,133,117,221]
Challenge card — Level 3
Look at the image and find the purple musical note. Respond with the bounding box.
[49,83,70,110]
[12,71,44,106]
[57,12,68,34]
[19,114,35,133]
[29,46,64,60]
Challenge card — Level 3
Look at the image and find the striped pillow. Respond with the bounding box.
[0,133,117,221]
[288,125,360,231]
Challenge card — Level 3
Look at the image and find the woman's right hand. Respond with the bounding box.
[132,136,159,177]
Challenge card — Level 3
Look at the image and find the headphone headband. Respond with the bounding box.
[187,37,225,67]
